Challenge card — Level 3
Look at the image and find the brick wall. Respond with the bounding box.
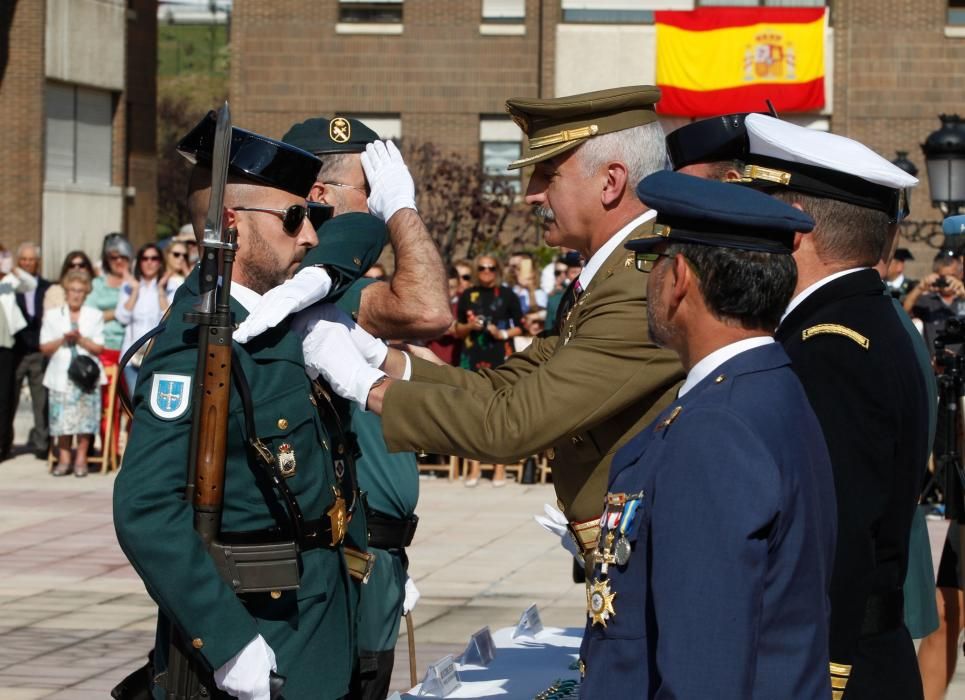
[0,0,45,253]
[230,0,542,161]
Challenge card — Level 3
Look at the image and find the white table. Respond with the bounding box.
[404,626,583,699]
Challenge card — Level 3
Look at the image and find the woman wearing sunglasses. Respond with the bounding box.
[114,243,178,397]
[164,241,191,290]
[454,254,524,487]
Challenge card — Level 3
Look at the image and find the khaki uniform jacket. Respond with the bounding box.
[381,225,684,522]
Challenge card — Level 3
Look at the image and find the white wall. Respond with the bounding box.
[43,184,123,278]
[46,0,126,90]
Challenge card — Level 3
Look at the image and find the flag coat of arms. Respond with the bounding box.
[655,7,826,117]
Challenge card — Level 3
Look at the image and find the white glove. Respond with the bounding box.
[0,254,12,275]
[292,303,388,369]
[402,576,421,615]
[360,140,416,221]
[234,266,333,344]
[214,634,277,700]
[301,320,386,409]
[533,503,580,558]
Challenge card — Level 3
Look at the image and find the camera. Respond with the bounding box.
[476,315,491,327]
[936,276,950,290]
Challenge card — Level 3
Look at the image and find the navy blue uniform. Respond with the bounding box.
[777,269,930,699]
[579,343,836,699]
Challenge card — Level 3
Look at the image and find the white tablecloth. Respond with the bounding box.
[404,626,583,699]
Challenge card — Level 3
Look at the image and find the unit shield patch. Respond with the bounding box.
[149,373,192,421]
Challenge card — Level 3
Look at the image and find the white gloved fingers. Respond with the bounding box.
[294,305,388,368]
[543,503,570,527]
[234,267,332,344]
[533,514,567,538]
[360,150,373,179]
[386,139,404,162]
[402,576,421,614]
[369,139,390,164]
[214,635,275,700]
[302,322,386,408]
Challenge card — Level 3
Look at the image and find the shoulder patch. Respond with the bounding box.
[801,323,870,350]
[149,373,192,421]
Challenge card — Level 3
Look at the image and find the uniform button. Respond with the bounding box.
[270,590,282,599]
[277,418,289,430]
[571,435,583,446]
[714,374,726,383]
[192,638,204,649]
[547,448,556,460]
[353,257,362,266]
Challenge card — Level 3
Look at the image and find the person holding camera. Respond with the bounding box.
[39,269,105,476]
[904,252,965,359]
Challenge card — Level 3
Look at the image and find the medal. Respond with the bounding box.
[276,443,297,477]
[587,578,616,627]
[614,536,631,566]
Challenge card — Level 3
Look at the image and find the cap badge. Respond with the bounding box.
[740,164,792,186]
[528,124,599,150]
[330,117,351,144]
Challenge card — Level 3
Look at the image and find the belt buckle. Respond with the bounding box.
[327,486,347,547]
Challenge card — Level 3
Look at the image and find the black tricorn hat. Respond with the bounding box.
[177,111,322,198]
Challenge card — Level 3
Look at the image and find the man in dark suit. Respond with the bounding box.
[13,242,50,459]
[578,170,836,699]
[741,114,928,700]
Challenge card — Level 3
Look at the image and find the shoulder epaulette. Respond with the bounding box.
[801,323,870,350]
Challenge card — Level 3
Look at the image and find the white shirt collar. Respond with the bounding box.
[578,209,657,290]
[781,267,869,323]
[886,273,905,289]
[230,281,261,312]
[678,336,775,398]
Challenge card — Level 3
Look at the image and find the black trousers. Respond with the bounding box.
[0,347,16,459]
[353,648,396,700]
[844,625,924,700]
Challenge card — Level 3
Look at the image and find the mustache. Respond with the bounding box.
[533,206,556,223]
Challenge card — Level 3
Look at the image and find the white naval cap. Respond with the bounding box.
[741,113,918,220]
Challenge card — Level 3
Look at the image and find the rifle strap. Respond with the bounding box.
[310,380,361,516]
[117,322,168,418]
[230,352,308,542]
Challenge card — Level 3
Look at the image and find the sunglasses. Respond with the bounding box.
[460,274,472,281]
[234,203,331,235]
[68,261,88,269]
[478,264,498,272]
[140,255,161,262]
[108,255,129,262]
[634,252,671,273]
[170,251,187,259]
[555,268,567,275]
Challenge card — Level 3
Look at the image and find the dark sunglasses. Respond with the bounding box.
[140,255,161,262]
[68,261,88,269]
[170,251,187,259]
[234,203,331,235]
[460,274,472,281]
[478,264,498,272]
[554,268,567,275]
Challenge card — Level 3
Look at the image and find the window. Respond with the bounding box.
[483,0,525,22]
[480,116,522,194]
[338,0,403,23]
[45,82,113,186]
[950,0,965,26]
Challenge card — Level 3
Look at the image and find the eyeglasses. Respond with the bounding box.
[460,274,472,281]
[140,255,161,262]
[170,251,187,259]
[107,255,128,262]
[634,252,671,273]
[68,261,87,269]
[234,203,329,235]
[478,264,498,272]
[323,182,368,196]
[554,268,567,276]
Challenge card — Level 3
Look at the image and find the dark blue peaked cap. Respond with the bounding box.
[177,111,322,198]
[626,171,814,255]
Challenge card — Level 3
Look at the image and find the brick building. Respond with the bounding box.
[0,0,157,277]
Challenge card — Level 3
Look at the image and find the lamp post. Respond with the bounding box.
[891,151,919,178]
[921,114,965,216]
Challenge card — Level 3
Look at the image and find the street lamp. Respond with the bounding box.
[891,151,919,178]
[921,114,965,215]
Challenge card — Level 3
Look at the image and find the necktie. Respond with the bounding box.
[554,280,583,329]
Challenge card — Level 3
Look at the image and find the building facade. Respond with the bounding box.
[0,0,157,278]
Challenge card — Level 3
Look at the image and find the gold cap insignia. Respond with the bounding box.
[330,117,351,144]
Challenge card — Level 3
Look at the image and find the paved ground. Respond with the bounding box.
[3,403,965,698]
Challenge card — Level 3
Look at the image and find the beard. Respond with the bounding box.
[646,267,674,349]
[241,219,287,295]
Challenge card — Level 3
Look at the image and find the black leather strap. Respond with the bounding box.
[367,510,419,550]
[220,517,339,552]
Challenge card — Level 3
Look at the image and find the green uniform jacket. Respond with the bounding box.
[381,226,685,522]
[113,274,353,699]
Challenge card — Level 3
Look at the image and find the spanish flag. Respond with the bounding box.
[655,7,826,117]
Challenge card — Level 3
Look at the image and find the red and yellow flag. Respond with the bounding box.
[655,7,826,117]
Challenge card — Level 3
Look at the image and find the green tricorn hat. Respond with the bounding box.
[282,116,380,155]
[505,85,661,170]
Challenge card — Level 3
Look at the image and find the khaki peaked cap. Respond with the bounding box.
[505,85,661,170]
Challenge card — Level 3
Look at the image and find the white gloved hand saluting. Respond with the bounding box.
[234,266,333,344]
[360,140,416,222]
[214,634,277,700]
[402,576,421,615]
[292,303,388,369]
[533,503,581,559]
[300,320,386,409]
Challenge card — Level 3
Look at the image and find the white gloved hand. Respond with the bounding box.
[533,503,580,558]
[360,140,416,222]
[402,576,421,615]
[301,320,386,409]
[234,266,333,344]
[214,634,277,700]
[0,254,12,275]
[292,303,388,369]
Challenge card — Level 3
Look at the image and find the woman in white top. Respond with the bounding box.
[115,243,177,397]
[40,269,105,477]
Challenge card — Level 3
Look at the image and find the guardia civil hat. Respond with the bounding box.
[894,248,914,262]
[666,113,753,171]
[740,114,918,221]
[626,170,814,255]
[177,111,321,198]
[505,85,661,170]
[282,117,380,155]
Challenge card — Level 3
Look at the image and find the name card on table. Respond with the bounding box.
[512,603,544,639]
[417,654,462,697]
[460,626,496,666]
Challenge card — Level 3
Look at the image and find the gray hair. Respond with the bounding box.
[577,121,667,199]
[316,153,358,182]
[16,241,39,259]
